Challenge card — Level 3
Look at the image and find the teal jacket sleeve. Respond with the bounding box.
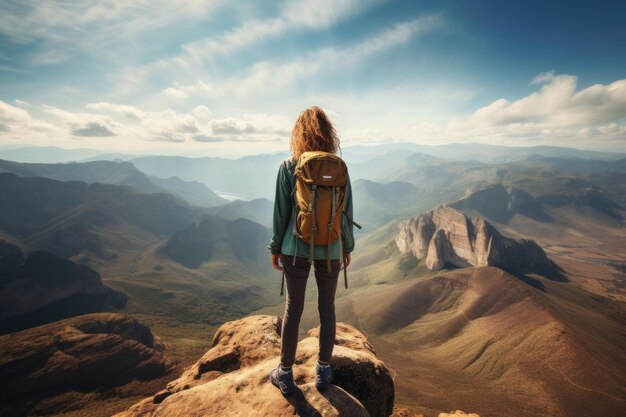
[268,161,293,254]
[341,177,355,253]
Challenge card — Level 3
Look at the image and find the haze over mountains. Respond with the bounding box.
[0,159,226,207]
[0,143,624,417]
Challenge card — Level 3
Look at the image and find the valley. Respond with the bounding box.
[1,143,624,417]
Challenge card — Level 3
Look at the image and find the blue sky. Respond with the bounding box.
[0,0,625,155]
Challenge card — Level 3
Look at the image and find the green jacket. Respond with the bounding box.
[268,157,355,258]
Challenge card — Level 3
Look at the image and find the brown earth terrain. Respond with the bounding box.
[0,313,176,417]
[290,266,626,417]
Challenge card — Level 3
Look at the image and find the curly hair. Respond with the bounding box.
[290,106,340,159]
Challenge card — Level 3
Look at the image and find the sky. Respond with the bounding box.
[0,0,625,156]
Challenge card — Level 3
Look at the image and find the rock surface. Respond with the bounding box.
[0,241,126,333]
[114,315,395,417]
[0,313,174,417]
[395,206,555,273]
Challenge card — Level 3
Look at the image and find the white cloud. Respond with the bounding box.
[161,87,190,99]
[2,73,625,152]
[44,105,121,137]
[530,70,557,85]
[210,114,291,136]
[107,0,389,101]
[468,74,626,127]
[0,101,290,146]
[86,102,145,120]
[0,0,227,65]
[71,122,115,137]
[597,123,626,136]
[336,73,626,149]
[0,100,31,127]
[0,100,57,134]
[167,16,442,101]
[142,109,200,136]
[183,0,385,57]
[210,117,255,134]
[192,105,212,120]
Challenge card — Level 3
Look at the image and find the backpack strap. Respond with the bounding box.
[326,186,337,272]
[288,159,299,266]
[338,198,348,289]
[280,270,285,296]
[291,204,298,266]
[309,184,317,265]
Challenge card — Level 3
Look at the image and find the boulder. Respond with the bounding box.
[114,315,395,417]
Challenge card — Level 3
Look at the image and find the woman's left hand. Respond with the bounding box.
[271,254,283,271]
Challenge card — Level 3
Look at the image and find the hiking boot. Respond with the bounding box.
[315,361,333,390]
[269,366,296,396]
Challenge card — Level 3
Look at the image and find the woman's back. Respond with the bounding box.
[268,106,356,396]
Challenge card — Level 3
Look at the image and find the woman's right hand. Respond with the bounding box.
[271,254,283,271]
[342,252,351,269]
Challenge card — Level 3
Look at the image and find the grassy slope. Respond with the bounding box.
[95,238,278,369]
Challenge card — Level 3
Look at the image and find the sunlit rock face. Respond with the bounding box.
[113,315,395,417]
[396,207,553,273]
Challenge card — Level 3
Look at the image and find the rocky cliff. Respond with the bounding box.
[0,313,174,417]
[0,241,126,333]
[114,315,396,417]
[395,207,555,273]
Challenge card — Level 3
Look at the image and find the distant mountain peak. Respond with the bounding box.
[452,183,553,224]
[396,206,559,275]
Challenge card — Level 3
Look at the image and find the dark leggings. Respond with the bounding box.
[279,254,340,368]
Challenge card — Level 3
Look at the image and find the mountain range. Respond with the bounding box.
[0,158,226,207]
[0,144,624,417]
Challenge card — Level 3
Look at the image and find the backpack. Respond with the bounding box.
[291,151,348,273]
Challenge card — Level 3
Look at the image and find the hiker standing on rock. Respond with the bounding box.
[268,106,359,395]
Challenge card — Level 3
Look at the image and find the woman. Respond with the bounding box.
[268,106,355,396]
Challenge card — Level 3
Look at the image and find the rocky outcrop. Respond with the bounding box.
[114,315,395,417]
[396,207,555,273]
[0,242,126,333]
[0,313,174,417]
[451,183,552,223]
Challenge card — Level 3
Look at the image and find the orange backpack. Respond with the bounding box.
[291,151,348,273]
